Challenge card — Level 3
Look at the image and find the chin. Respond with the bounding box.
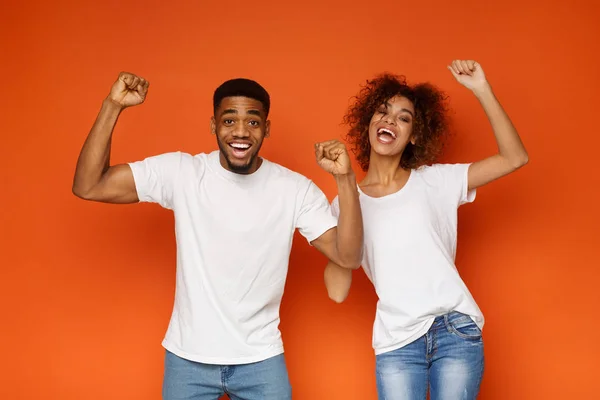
[226,155,254,173]
[371,144,400,158]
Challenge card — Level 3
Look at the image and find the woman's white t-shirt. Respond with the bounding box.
[332,163,483,355]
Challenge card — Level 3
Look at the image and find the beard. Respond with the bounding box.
[216,136,264,174]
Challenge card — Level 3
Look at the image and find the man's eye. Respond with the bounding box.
[249,121,259,126]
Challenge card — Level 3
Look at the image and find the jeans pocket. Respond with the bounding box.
[446,313,482,340]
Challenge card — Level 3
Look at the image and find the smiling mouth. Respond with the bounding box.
[377,127,397,144]
[229,142,252,159]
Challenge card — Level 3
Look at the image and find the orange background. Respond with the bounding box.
[1,0,599,399]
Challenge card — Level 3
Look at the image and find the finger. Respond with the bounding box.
[120,72,134,86]
[460,60,472,75]
[447,65,460,79]
[451,60,462,75]
[327,146,345,161]
[138,78,148,95]
[130,76,141,89]
[449,62,461,77]
[321,142,340,152]
[315,143,324,161]
[454,60,466,75]
[466,60,476,72]
[317,139,340,147]
[323,142,344,157]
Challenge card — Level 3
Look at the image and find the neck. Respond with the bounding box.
[219,152,262,175]
[364,150,407,185]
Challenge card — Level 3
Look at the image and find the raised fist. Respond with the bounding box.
[447,60,489,93]
[315,139,353,176]
[108,72,149,108]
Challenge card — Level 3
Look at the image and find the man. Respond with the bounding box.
[72,72,363,399]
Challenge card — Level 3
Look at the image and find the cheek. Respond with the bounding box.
[406,125,416,143]
[367,127,378,146]
[216,128,231,142]
[252,129,266,141]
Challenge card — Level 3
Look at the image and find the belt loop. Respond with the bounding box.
[443,313,451,333]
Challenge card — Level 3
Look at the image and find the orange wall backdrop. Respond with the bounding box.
[2,0,599,399]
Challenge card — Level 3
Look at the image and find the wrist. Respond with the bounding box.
[472,82,493,99]
[334,169,355,179]
[102,97,125,113]
[334,170,357,188]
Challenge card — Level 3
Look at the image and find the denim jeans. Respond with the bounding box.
[162,351,292,400]
[376,312,484,400]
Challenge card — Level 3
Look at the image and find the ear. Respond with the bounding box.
[410,135,416,145]
[264,120,271,138]
[210,117,216,135]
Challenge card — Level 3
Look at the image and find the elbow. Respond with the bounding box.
[337,258,361,270]
[337,248,363,270]
[512,152,529,170]
[72,185,93,201]
[72,185,85,199]
[328,290,349,304]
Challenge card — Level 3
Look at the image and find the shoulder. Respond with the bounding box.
[413,163,473,204]
[140,151,197,164]
[413,163,470,183]
[164,151,209,170]
[155,151,210,178]
[263,159,314,187]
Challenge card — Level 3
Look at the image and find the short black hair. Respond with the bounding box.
[213,78,270,117]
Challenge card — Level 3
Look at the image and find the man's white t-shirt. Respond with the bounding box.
[129,150,337,365]
[332,163,484,355]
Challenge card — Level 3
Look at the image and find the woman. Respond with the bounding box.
[326,60,528,399]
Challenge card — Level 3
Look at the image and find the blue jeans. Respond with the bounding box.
[162,351,292,400]
[376,312,484,400]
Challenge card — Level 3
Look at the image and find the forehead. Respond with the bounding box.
[217,96,265,115]
[386,95,414,112]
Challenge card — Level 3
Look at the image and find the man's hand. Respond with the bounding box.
[315,139,353,176]
[108,72,150,109]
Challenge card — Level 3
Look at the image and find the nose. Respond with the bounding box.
[382,112,396,126]
[232,124,250,138]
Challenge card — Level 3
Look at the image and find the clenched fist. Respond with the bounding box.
[108,72,150,108]
[315,140,353,176]
[447,60,489,94]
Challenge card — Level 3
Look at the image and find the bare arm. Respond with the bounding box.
[311,140,363,270]
[72,72,149,203]
[448,60,529,191]
[324,261,353,303]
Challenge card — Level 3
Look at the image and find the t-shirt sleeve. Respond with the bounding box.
[295,181,338,243]
[128,152,184,209]
[330,196,340,219]
[433,163,476,207]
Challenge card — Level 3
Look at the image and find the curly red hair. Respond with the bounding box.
[344,73,450,171]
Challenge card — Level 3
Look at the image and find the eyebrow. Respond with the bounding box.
[221,109,262,117]
[221,109,237,115]
[384,102,415,117]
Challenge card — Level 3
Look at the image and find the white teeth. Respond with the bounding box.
[230,143,250,149]
[377,128,396,138]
